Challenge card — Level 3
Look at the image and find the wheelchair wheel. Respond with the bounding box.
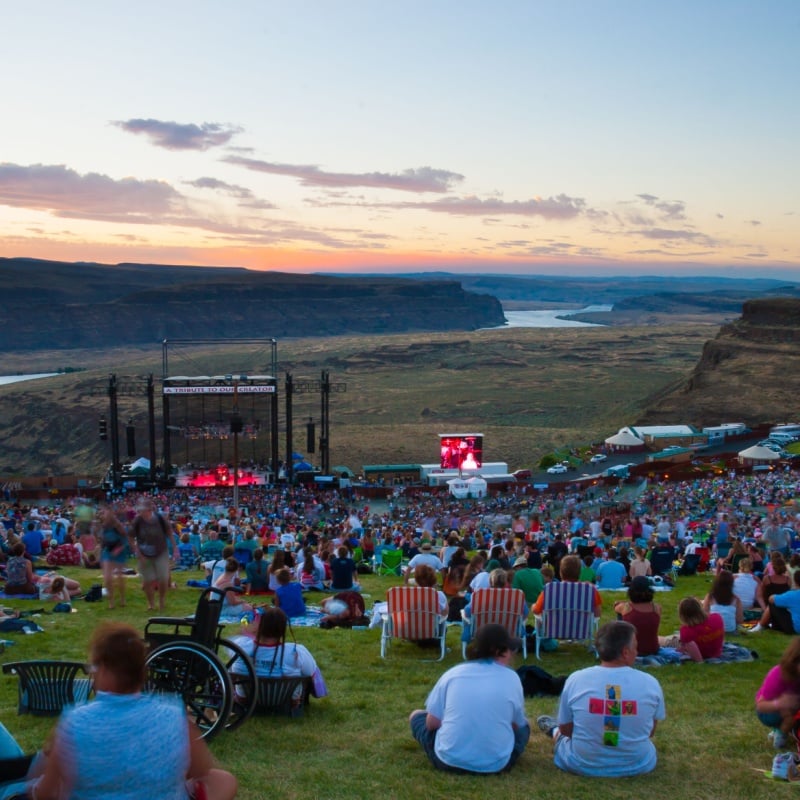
[216,637,257,731]
[145,641,232,741]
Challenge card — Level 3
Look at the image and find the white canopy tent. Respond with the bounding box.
[737,445,781,465]
[447,478,470,499]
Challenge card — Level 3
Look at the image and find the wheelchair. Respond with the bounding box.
[143,586,257,740]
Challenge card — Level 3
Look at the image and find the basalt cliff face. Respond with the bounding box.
[0,259,505,350]
[637,297,800,426]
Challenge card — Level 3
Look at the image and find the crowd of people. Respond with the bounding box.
[0,464,797,789]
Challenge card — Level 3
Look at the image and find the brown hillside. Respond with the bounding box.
[637,297,800,427]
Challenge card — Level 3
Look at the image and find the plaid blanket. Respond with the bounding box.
[636,641,757,667]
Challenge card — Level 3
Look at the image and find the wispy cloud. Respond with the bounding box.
[634,227,715,244]
[114,119,243,151]
[224,156,463,193]
[185,176,276,208]
[635,193,686,221]
[321,194,586,220]
[0,163,182,218]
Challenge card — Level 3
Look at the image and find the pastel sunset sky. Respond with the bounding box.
[1,1,798,277]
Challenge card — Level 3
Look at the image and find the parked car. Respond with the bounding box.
[547,463,568,475]
[512,469,532,481]
[589,453,607,464]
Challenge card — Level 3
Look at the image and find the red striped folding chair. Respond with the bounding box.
[534,581,598,659]
[462,587,528,660]
[380,586,447,661]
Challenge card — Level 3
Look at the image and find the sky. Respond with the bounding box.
[1,1,798,278]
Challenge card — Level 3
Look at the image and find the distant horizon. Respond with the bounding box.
[1,3,797,277]
[4,254,800,285]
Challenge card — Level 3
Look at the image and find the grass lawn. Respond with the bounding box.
[0,564,788,799]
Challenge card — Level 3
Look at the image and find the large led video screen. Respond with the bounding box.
[439,433,483,470]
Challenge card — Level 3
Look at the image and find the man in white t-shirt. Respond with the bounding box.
[537,620,666,777]
[409,624,530,774]
[404,543,445,584]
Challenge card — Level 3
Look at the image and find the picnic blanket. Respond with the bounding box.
[636,641,757,667]
[599,585,673,592]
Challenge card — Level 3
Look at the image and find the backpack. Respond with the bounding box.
[516,665,567,697]
[447,595,468,622]
[84,584,103,603]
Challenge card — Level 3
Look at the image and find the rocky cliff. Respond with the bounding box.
[637,297,800,426]
[0,259,505,350]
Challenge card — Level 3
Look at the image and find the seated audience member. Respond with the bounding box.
[405,542,445,584]
[200,529,225,561]
[595,549,627,589]
[511,555,545,605]
[203,545,235,588]
[3,542,37,594]
[718,538,747,574]
[613,576,661,656]
[175,533,198,570]
[660,597,724,661]
[214,557,254,622]
[298,548,326,591]
[413,564,449,616]
[579,556,596,583]
[628,546,652,579]
[750,553,793,633]
[21,521,45,558]
[733,557,762,610]
[329,546,360,592]
[409,624,529,774]
[702,570,743,633]
[27,621,237,800]
[532,555,602,619]
[274,567,306,619]
[755,637,800,748]
[442,547,469,598]
[245,548,270,594]
[229,607,324,708]
[537,620,666,777]
[461,554,489,594]
[267,549,291,593]
[766,569,800,635]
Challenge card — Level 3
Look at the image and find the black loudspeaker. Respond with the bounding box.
[125,424,136,457]
[306,422,316,453]
[230,414,243,434]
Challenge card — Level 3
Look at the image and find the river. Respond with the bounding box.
[490,305,613,329]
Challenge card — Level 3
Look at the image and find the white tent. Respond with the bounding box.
[127,457,151,474]
[738,445,781,465]
[605,430,645,452]
[466,476,488,498]
[447,478,470,499]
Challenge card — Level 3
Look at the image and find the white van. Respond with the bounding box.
[769,432,797,445]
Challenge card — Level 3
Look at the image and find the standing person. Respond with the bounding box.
[128,498,178,612]
[97,503,129,610]
[27,621,237,800]
[537,620,666,777]
[409,624,530,774]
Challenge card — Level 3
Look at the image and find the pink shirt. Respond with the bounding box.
[756,664,800,703]
[680,613,724,659]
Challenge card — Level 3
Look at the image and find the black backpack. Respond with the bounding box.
[516,665,567,697]
[84,584,103,603]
